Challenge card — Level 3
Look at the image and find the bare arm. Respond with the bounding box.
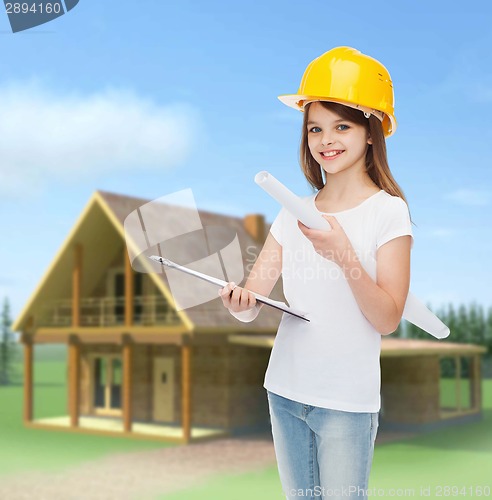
[218,231,282,321]
[340,235,412,335]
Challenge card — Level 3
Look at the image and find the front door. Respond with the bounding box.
[153,357,174,422]
[93,355,122,416]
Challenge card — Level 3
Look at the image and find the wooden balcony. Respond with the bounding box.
[36,295,181,328]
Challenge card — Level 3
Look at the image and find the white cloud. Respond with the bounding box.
[0,79,203,198]
[443,189,491,206]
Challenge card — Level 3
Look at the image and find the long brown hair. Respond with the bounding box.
[300,101,415,226]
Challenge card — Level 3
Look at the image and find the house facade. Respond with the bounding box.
[13,190,487,443]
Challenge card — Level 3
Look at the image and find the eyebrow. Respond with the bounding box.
[307,119,347,125]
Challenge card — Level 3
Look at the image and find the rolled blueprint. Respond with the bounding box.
[255,170,450,339]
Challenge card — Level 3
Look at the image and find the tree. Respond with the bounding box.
[0,297,19,385]
[405,301,492,379]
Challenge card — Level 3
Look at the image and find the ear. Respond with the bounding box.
[367,136,372,145]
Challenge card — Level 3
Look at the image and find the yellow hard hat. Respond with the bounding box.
[278,46,397,138]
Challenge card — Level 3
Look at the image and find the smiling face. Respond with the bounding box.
[306,102,373,177]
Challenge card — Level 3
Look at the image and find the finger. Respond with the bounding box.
[240,290,254,310]
[230,284,243,306]
[218,282,235,299]
[248,292,257,307]
[221,282,238,303]
[228,282,238,298]
[218,289,228,304]
[322,214,337,228]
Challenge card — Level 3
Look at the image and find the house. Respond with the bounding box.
[12,190,487,444]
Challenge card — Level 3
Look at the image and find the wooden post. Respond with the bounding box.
[455,355,461,411]
[123,335,133,432]
[182,343,192,443]
[68,335,80,427]
[23,336,33,422]
[125,250,134,327]
[471,355,481,410]
[72,244,82,328]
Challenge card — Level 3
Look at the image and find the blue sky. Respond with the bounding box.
[1,0,491,327]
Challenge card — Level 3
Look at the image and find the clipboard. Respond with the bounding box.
[148,255,310,322]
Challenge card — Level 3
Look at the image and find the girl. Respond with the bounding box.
[218,46,414,499]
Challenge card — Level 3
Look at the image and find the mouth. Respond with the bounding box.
[320,150,345,160]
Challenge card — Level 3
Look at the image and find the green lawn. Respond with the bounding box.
[158,380,492,499]
[1,346,491,499]
[0,347,174,477]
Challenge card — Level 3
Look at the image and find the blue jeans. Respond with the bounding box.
[266,389,379,499]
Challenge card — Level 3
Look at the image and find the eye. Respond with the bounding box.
[308,124,350,133]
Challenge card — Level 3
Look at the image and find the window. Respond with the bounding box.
[439,355,478,416]
[93,355,122,414]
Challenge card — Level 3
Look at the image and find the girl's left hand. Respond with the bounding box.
[297,215,354,268]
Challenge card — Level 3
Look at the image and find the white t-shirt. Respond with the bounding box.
[263,189,414,413]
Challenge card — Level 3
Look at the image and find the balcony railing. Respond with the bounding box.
[36,295,182,328]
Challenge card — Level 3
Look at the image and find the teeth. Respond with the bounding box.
[322,150,343,157]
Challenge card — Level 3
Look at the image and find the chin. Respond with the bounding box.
[321,165,349,175]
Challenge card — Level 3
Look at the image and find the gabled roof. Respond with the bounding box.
[12,189,284,333]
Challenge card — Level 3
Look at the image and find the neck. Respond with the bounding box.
[318,165,378,202]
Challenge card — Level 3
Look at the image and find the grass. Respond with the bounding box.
[0,344,174,477]
[1,344,491,499]
[155,413,492,500]
[156,380,492,499]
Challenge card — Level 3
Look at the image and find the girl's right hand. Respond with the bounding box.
[218,282,258,313]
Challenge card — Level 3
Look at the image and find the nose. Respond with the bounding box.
[320,131,334,147]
